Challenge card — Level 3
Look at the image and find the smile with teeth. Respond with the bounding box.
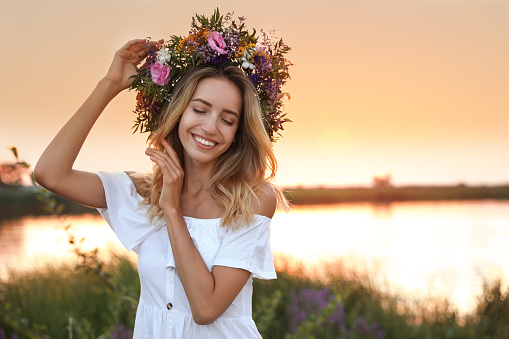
[193,134,217,147]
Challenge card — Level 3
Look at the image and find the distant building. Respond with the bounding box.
[372,173,392,188]
[0,163,31,186]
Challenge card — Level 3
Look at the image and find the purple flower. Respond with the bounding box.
[353,317,386,338]
[248,73,263,86]
[253,54,272,73]
[106,324,133,339]
[209,54,229,65]
[288,288,344,333]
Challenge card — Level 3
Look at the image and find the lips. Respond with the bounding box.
[193,134,218,147]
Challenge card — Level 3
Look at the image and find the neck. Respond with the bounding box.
[182,157,216,196]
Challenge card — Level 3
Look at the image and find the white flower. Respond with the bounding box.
[156,49,172,66]
[241,48,256,70]
[243,47,255,59]
[241,57,255,70]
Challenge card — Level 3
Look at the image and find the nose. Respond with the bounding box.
[201,114,219,135]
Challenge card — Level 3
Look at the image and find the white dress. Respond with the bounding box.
[96,171,277,339]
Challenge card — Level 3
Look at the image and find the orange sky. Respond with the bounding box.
[1,0,508,187]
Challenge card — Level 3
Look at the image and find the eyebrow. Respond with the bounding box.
[191,98,240,118]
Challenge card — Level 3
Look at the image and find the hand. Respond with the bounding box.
[145,139,184,212]
[104,39,163,92]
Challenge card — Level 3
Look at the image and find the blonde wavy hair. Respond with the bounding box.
[132,64,289,229]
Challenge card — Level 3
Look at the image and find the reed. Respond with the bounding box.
[253,257,509,338]
[2,255,508,338]
[0,255,139,339]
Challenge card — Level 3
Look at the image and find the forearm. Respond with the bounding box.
[34,78,121,187]
[163,208,218,322]
[150,139,251,324]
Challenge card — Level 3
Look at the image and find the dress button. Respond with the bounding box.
[167,302,173,310]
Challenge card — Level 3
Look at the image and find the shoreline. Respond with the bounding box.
[1,184,509,220]
[283,184,509,205]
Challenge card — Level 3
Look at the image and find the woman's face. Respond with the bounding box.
[178,77,242,166]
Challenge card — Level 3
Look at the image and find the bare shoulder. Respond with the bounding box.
[253,182,277,219]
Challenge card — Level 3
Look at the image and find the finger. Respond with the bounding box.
[147,39,164,47]
[131,41,162,61]
[131,44,147,54]
[147,145,179,169]
[134,52,148,60]
[135,49,149,60]
[146,148,181,180]
[148,152,179,180]
[160,139,182,171]
[121,39,147,50]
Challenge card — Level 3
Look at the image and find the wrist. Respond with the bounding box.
[162,206,183,219]
[97,77,124,99]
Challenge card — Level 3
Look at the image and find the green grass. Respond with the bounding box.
[0,255,139,338]
[2,255,509,338]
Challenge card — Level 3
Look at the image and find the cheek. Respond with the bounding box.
[232,123,241,139]
[177,123,184,141]
[177,116,190,143]
[223,124,238,142]
[177,111,193,136]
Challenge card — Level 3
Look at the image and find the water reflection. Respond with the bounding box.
[270,201,509,313]
[0,214,126,277]
[1,201,509,315]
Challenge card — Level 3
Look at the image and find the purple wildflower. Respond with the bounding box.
[106,324,133,339]
[353,317,386,338]
[130,9,292,140]
[253,54,272,73]
[329,303,345,325]
[288,287,344,333]
[248,73,263,87]
[209,54,229,65]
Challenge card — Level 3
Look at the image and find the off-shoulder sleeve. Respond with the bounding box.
[213,215,277,280]
[96,171,164,252]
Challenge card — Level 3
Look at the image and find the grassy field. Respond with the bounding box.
[1,254,509,338]
[2,181,509,337]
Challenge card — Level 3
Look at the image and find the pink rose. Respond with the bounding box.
[207,31,227,55]
[150,61,171,86]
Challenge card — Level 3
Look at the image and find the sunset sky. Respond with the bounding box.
[1,0,508,187]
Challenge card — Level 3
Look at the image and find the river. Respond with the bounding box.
[1,200,508,315]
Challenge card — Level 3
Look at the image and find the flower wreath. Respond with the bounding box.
[129,8,292,142]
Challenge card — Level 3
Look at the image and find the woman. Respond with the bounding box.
[34,36,289,338]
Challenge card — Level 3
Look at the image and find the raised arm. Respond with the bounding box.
[34,39,160,208]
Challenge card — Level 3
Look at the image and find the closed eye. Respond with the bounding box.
[193,108,206,114]
[222,119,234,126]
